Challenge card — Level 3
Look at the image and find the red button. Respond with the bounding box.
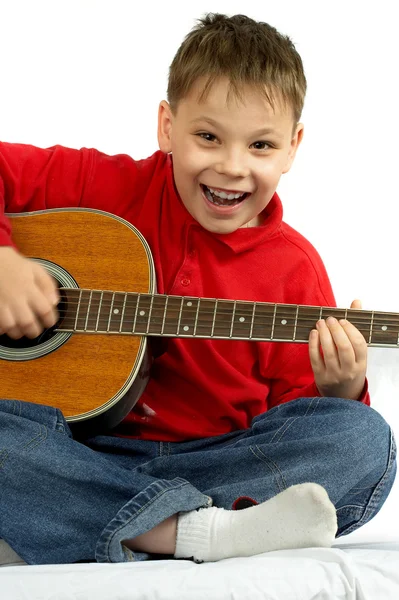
[181,278,190,286]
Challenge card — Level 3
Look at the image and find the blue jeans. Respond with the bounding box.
[0,396,396,564]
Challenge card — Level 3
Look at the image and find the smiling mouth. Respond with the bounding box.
[200,184,250,207]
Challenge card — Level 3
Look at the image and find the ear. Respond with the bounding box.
[281,123,304,174]
[157,100,173,153]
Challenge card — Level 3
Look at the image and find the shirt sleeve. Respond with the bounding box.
[0,141,147,247]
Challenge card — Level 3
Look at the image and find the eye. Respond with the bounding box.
[251,141,272,150]
[197,132,217,143]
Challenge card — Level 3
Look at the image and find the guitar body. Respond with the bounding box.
[1,208,155,436]
[2,208,397,436]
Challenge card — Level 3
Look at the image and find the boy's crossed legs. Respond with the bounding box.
[0,396,396,564]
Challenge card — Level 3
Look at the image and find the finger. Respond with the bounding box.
[0,306,22,338]
[308,328,325,373]
[34,266,60,305]
[316,319,341,367]
[350,299,362,310]
[337,318,368,364]
[8,301,43,339]
[29,290,59,330]
[324,317,356,369]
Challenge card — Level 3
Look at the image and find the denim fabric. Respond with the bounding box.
[0,396,396,565]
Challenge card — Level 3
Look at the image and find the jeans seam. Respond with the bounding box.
[269,397,321,443]
[338,428,397,535]
[22,424,48,452]
[250,445,287,493]
[303,397,321,416]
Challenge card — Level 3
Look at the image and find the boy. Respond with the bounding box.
[0,13,396,565]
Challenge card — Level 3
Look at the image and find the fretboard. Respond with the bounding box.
[56,289,399,348]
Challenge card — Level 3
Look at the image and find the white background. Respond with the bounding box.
[0,0,398,541]
[1,0,398,310]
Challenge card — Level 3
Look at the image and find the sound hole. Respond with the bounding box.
[0,288,67,349]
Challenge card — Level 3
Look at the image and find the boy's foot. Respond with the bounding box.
[175,482,338,562]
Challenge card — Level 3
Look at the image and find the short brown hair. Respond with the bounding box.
[167,13,307,127]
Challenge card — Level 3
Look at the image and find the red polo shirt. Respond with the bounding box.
[0,142,370,441]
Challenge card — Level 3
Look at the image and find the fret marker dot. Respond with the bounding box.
[183,326,189,331]
[187,301,193,307]
[113,309,119,315]
[382,325,388,331]
[139,310,146,316]
[239,317,245,322]
[281,319,288,325]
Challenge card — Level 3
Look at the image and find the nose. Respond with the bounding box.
[213,148,250,179]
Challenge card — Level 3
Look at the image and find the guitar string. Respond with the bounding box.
[55,312,399,330]
[54,309,399,328]
[53,300,399,327]
[55,290,399,320]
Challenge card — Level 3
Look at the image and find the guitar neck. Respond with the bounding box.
[56,289,399,348]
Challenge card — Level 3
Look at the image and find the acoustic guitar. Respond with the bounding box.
[1,208,398,436]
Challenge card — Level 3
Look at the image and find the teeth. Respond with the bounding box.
[208,187,245,200]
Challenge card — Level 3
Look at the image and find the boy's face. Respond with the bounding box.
[158,77,303,234]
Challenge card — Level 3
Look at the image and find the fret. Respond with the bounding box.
[75,289,97,331]
[59,289,78,330]
[119,294,128,333]
[270,304,277,340]
[161,296,182,335]
[194,298,201,336]
[249,302,256,339]
[146,295,155,334]
[194,299,216,337]
[96,291,114,332]
[84,291,93,331]
[293,305,299,340]
[251,303,273,340]
[133,293,140,332]
[272,304,299,341]
[182,297,199,336]
[211,300,218,337]
[296,305,321,341]
[319,307,348,321]
[74,289,83,330]
[369,313,399,346]
[95,292,104,332]
[173,297,197,336]
[107,292,116,332]
[368,311,374,344]
[84,290,101,331]
[229,301,237,338]
[147,295,167,334]
[346,309,371,342]
[134,295,152,333]
[119,293,137,333]
[230,302,253,339]
[213,300,235,338]
[161,296,169,334]
[177,297,185,334]
[106,292,125,332]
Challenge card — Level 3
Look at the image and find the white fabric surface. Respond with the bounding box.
[1,546,399,600]
[1,346,398,599]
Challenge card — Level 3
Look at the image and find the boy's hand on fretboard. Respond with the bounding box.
[309,299,368,400]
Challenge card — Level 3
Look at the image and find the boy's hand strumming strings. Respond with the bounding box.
[309,299,367,400]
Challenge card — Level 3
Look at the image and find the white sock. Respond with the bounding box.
[174,483,337,562]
